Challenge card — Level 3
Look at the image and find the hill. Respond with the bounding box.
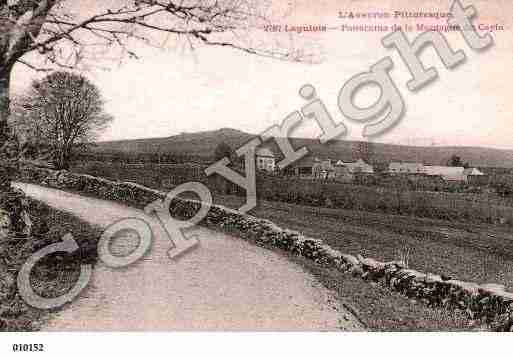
[93,128,513,168]
[95,128,254,157]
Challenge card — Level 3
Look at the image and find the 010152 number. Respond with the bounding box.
[12,344,44,352]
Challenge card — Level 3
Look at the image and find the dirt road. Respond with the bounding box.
[16,183,362,331]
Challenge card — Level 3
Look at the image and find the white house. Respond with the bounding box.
[256,147,276,172]
[462,168,486,183]
[336,159,374,174]
[423,165,465,181]
[463,167,484,177]
[389,162,425,175]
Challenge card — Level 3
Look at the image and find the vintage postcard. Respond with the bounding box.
[0,0,512,356]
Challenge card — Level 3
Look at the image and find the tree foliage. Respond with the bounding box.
[13,71,112,169]
[213,141,233,161]
[447,154,469,168]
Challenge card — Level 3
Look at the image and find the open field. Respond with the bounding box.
[73,162,513,225]
[208,193,513,287]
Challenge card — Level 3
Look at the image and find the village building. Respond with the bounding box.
[288,157,316,177]
[463,167,484,178]
[288,157,375,181]
[255,147,276,172]
[463,168,487,184]
[421,165,486,183]
[388,162,425,175]
[288,157,339,179]
[312,159,336,179]
[332,165,354,183]
[423,165,465,181]
[335,159,374,174]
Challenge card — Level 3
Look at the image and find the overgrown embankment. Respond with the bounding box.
[0,194,101,331]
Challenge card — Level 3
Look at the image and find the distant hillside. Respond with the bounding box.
[95,128,254,157]
[94,128,513,168]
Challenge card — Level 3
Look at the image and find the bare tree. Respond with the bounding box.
[14,71,112,169]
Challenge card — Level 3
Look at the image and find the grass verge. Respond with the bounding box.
[0,197,101,331]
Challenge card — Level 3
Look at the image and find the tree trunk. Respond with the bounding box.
[56,148,71,170]
[0,68,11,145]
[0,66,14,190]
[0,66,32,241]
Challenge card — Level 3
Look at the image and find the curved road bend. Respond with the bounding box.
[16,182,363,331]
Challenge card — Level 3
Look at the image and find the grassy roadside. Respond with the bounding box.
[288,256,474,331]
[0,197,101,331]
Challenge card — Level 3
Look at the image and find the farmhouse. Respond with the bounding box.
[288,157,316,177]
[288,157,339,179]
[463,168,487,184]
[256,147,276,172]
[333,165,354,182]
[313,159,336,179]
[336,159,374,174]
[421,166,486,183]
[423,165,465,181]
[287,157,375,181]
[463,167,484,177]
[388,162,425,175]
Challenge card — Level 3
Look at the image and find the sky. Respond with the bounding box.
[10,0,513,149]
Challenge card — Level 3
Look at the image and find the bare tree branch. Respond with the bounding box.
[2,0,312,71]
[15,57,52,71]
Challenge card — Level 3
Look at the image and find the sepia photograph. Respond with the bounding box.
[0,0,512,357]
